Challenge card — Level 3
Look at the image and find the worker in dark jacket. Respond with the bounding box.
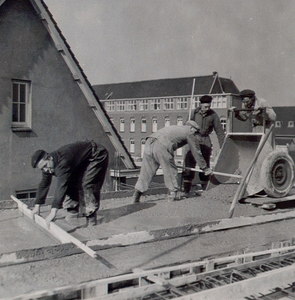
[31,140,108,225]
[182,95,225,195]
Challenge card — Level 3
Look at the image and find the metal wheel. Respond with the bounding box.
[261,150,295,198]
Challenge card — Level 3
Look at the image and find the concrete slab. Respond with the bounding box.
[0,209,58,254]
[2,186,295,267]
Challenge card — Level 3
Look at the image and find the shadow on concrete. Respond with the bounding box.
[66,202,156,234]
[97,202,156,223]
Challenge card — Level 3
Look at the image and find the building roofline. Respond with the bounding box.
[0,0,136,169]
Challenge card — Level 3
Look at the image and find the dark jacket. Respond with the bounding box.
[191,108,225,148]
[35,141,106,209]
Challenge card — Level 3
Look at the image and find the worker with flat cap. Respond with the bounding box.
[230,89,276,134]
[132,121,212,203]
[31,140,108,226]
[182,95,225,196]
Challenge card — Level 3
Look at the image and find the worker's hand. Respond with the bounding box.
[45,208,58,227]
[32,204,40,216]
[228,106,237,112]
[252,108,262,116]
[202,167,213,176]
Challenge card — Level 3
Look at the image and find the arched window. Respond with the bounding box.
[165,116,170,127]
[177,117,183,126]
[141,118,147,132]
[152,117,158,133]
[130,118,135,132]
[141,139,146,157]
[119,118,125,132]
[130,139,135,153]
[220,116,227,132]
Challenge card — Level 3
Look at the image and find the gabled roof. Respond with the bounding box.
[2,0,135,169]
[92,73,240,100]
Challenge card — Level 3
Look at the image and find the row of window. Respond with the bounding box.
[126,137,183,157]
[105,95,229,112]
[114,116,228,132]
[111,116,185,133]
[275,121,294,128]
[9,79,295,132]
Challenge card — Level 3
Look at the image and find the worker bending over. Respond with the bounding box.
[31,140,108,226]
[133,120,212,203]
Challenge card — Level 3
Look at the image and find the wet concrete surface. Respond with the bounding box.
[1,185,295,298]
[0,209,58,254]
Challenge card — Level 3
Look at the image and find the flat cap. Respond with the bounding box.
[31,149,46,168]
[185,120,200,131]
[240,89,255,98]
[200,95,213,103]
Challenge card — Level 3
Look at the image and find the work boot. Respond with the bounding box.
[201,182,208,191]
[182,181,192,198]
[133,189,142,203]
[86,211,97,226]
[168,191,181,202]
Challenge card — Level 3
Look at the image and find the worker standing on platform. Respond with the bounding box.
[132,121,212,203]
[230,89,276,134]
[31,140,109,226]
[182,95,225,196]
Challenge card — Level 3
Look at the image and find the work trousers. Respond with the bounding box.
[64,143,109,216]
[135,138,179,193]
[183,144,212,188]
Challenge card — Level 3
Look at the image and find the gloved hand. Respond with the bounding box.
[202,167,213,176]
[45,208,58,227]
[228,106,237,112]
[32,204,40,216]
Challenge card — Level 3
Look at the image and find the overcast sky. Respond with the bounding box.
[44,0,295,107]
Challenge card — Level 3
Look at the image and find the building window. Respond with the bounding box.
[211,96,227,109]
[150,99,161,110]
[139,99,149,111]
[126,100,137,111]
[120,118,125,132]
[141,139,146,157]
[16,189,37,199]
[141,118,147,132]
[12,80,32,130]
[163,98,174,110]
[165,116,170,127]
[130,139,135,153]
[117,100,125,111]
[176,97,188,110]
[177,117,183,126]
[220,116,227,132]
[288,121,294,128]
[275,121,282,128]
[130,118,135,132]
[152,117,158,132]
[106,101,115,111]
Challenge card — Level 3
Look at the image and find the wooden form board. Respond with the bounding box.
[10,195,98,259]
[8,244,295,300]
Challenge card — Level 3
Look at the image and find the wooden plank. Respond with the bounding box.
[133,268,186,296]
[10,195,98,259]
[177,166,243,179]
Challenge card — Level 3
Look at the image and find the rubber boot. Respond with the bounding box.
[86,211,97,226]
[201,182,208,191]
[133,189,142,203]
[182,181,192,198]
